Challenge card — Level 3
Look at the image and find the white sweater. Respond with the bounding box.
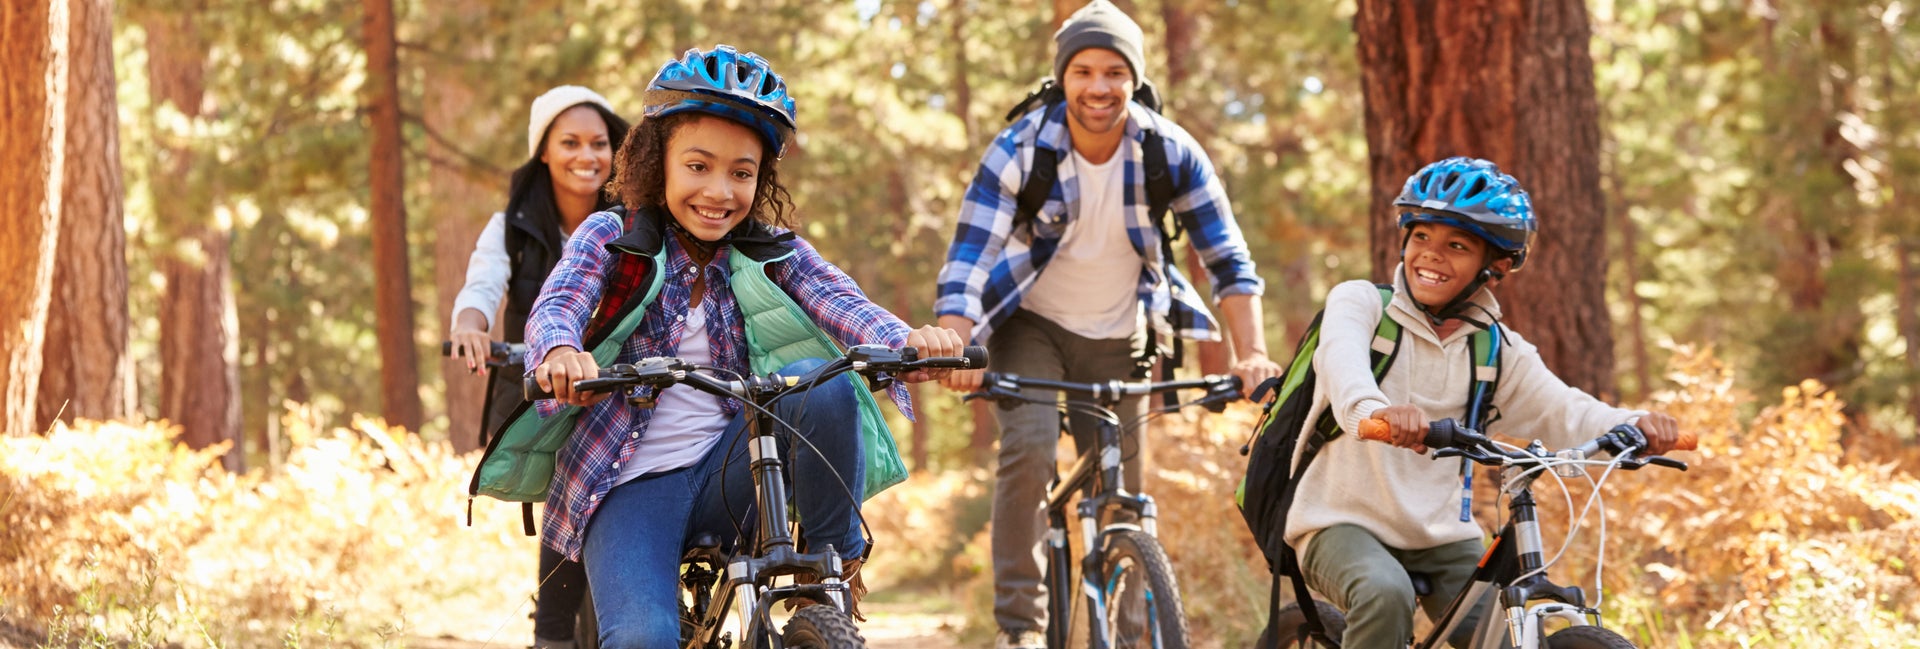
[449,212,510,333]
[1286,269,1641,555]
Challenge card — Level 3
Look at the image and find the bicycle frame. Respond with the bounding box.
[1416,477,1600,649]
[677,372,859,649]
[976,373,1238,649]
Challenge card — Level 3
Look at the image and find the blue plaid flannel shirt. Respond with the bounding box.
[934,101,1264,344]
[523,211,915,560]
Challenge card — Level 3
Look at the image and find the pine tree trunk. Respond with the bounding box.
[0,0,65,436]
[39,0,131,429]
[1614,178,1651,402]
[364,0,423,432]
[947,0,974,143]
[425,4,497,453]
[146,10,241,469]
[1355,0,1615,397]
[1899,240,1920,429]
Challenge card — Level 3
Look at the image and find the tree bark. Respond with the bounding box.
[1899,240,1920,429]
[1613,177,1651,402]
[424,6,496,453]
[1,0,66,435]
[39,0,131,429]
[1355,0,1615,396]
[146,10,241,469]
[947,0,974,143]
[364,0,423,432]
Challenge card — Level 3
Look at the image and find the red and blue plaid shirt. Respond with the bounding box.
[523,211,916,560]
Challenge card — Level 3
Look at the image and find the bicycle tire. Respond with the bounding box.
[1545,625,1636,649]
[782,605,868,648]
[1090,529,1190,649]
[1260,600,1346,649]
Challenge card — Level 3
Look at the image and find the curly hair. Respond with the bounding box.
[610,112,796,231]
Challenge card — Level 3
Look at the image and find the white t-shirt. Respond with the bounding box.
[1021,148,1145,340]
[613,303,731,486]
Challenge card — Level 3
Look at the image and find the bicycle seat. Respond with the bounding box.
[683,533,725,565]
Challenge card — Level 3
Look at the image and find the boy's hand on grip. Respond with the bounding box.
[1363,404,1432,454]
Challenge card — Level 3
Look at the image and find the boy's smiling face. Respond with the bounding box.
[1402,221,1508,309]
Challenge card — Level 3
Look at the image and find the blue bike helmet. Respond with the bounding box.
[644,45,798,157]
[1394,157,1536,271]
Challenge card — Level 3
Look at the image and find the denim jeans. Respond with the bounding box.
[580,358,867,649]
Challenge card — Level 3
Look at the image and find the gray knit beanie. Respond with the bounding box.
[1053,0,1147,86]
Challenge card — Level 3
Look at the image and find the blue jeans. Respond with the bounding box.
[580,358,868,649]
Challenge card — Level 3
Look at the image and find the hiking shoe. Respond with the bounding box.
[994,629,1045,649]
[784,558,868,621]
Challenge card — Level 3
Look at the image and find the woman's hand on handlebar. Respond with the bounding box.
[1369,404,1433,454]
[448,309,494,375]
[902,325,966,384]
[1635,412,1681,455]
[535,346,610,407]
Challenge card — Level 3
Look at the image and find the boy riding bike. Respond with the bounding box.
[523,45,963,648]
[1275,157,1681,648]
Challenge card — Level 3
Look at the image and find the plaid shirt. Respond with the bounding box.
[524,211,915,560]
[935,101,1263,344]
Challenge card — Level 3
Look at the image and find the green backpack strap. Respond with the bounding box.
[468,253,667,508]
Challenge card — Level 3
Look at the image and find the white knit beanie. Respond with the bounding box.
[527,85,616,159]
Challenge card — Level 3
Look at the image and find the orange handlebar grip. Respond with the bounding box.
[1673,431,1698,451]
[1358,417,1391,442]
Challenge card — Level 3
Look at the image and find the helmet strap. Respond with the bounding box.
[1399,262,1495,327]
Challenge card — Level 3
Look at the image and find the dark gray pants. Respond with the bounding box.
[988,309,1148,634]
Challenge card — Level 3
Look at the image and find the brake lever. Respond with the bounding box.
[1644,456,1690,471]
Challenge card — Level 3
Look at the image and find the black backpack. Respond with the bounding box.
[1236,285,1503,647]
[1002,79,1194,381]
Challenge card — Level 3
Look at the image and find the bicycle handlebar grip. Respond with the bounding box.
[1673,431,1698,451]
[1357,417,1391,442]
[524,376,555,401]
[962,345,989,369]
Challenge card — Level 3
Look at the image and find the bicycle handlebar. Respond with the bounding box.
[441,341,525,367]
[964,371,1244,413]
[1356,417,1694,471]
[522,344,989,402]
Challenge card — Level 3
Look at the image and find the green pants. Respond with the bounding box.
[1301,524,1489,649]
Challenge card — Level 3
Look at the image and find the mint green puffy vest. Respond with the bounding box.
[469,232,906,505]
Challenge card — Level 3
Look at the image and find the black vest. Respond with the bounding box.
[501,209,564,344]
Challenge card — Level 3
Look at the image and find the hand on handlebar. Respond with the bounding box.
[902,325,966,384]
[534,346,610,407]
[1229,354,1284,400]
[1633,412,1682,455]
[448,326,495,376]
[1367,404,1434,454]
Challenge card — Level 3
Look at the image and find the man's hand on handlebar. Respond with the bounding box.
[1229,354,1284,400]
[535,345,610,407]
[902,325,966,384]
[1369,404,1434,454]
[934,315,984,393]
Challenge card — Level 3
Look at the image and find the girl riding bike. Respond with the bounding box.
[523,45,963,648]
[1268,157,1683,648]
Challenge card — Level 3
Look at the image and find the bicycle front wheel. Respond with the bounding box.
[1545,625,1636,649]
[782,605,867,649]
[1091,529,1189,649]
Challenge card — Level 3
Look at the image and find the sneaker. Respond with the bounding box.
[994,629,1045,649]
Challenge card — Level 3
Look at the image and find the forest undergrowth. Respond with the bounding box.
[3,347,1915,648]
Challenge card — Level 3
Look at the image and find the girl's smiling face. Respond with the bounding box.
[662,115,763,242]
[1403,221,1505,309]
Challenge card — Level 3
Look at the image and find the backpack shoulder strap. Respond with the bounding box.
[1369,285,1403,380]
[1465,323,1503,429]
[1012,146,1060,235]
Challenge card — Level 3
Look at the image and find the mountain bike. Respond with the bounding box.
[443,341,602,649]
[528,344,987,649]
[966,371,1244,649]
[1265,418,1696,649]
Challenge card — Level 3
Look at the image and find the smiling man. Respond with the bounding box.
[933,2,1282,647]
